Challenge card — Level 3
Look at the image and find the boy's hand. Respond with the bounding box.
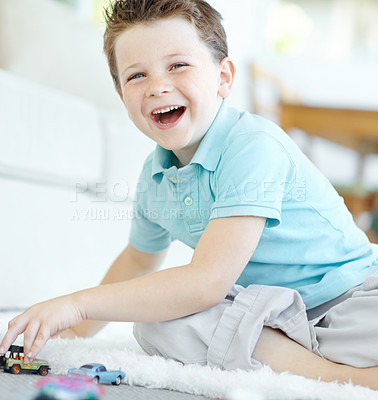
[0,294,85,363]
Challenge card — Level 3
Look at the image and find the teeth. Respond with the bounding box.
[152,106,181,115]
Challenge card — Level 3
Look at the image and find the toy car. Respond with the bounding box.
[68,363,125,385]
[34,375,105,400]
[0,345,50,376]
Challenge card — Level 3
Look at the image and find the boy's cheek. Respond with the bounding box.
[121,96,131,111]
[119,93,125,104]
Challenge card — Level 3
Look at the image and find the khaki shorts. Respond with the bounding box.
[134,248,378,370]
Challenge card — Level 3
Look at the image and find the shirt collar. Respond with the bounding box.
[151,144,172,179]
[151,100,240,181]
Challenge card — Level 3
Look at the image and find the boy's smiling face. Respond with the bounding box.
[115,17,234,166]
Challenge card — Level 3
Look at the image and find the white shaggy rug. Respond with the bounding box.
[1,313,378,400]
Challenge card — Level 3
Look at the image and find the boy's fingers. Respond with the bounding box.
[24,327,50,363]
[0,317,28,354]
[23,322,41,361]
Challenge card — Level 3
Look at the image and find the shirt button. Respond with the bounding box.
[184,196,193,206]
[169,176,178,184]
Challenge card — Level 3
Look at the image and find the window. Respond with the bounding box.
[267,0,378,62]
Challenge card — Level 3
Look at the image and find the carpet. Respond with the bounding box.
[1,313,377,400]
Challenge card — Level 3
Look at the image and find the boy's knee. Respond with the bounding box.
[133,317,211,365]
[133,302,229,364]
[133,322,166,357]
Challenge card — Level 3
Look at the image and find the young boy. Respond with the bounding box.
[1,0,378,389]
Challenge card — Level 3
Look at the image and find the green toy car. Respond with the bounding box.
[0,345,50,376]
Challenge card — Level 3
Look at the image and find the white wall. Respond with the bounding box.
[0,0,122,112]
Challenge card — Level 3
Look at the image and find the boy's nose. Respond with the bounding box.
[146,76,173,97]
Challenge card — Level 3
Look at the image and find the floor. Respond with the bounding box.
[0,373,211,400]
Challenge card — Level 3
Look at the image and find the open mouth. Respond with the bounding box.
[151,105,186,128]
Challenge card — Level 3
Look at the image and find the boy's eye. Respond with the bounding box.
[170,63,187,71]
[128,73,145,81]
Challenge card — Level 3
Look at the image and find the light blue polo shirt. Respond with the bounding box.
[129,101,378,309]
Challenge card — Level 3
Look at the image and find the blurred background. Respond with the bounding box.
[0,0,377,308]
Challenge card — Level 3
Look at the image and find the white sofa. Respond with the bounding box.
[0,69,192,309]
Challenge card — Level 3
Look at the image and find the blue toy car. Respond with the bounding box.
[68,363,125,386]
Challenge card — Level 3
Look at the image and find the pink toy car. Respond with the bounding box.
[34,375,105,400]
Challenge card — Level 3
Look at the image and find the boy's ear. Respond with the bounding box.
[218,57,236,99]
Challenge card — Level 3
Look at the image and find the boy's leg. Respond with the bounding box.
[134,283,378,390]
[253,271,378,389]
[252,326,378,389]
[314,273,378,367]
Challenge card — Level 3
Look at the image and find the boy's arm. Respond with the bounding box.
[77,215,266,321]
[0,215,265,362]
[61,244,168,338]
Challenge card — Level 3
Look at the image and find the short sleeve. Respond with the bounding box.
[129,204,172,253]
[210,132,297,228]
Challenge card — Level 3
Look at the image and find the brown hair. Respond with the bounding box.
[103,0,228,91]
